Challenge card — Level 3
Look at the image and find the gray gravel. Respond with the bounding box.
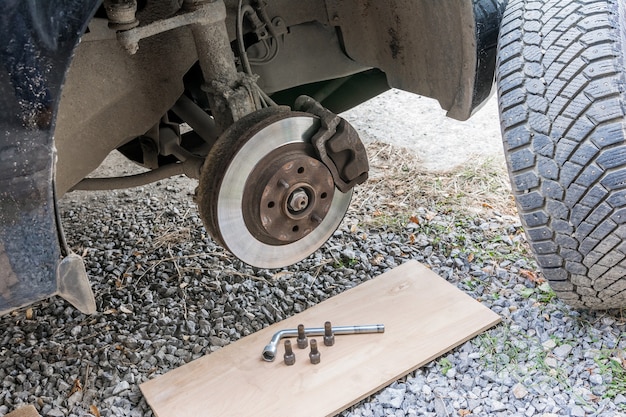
[1,92,626,417]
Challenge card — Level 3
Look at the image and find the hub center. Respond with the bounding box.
[242,143,335,245]
[287,188,310,213]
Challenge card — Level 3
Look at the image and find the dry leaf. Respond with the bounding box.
[459,410,471,417]
[271,271,291,279]
[467,253,475,262]
[119,305,133,314]
[409,215,420,225]
[350,223,358,233]
[69,379,82,396]
[25,308,33,320]
[371,253,385,265]
[482,202,494,209]
[373,209,383,216]
[586,392,600,403]
[520,269,545,284]
[409,234,416,244]
[90,405,101,417]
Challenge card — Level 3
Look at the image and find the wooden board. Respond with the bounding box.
[141,260,500,417]
[5,405,41,417]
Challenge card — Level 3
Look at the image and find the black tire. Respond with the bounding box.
[497,0,626,309]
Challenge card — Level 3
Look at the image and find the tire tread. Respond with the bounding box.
[497,0,626,308]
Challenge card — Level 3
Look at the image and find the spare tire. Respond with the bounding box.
[497,0,626,309]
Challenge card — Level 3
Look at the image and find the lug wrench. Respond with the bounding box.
[262,324,385,362]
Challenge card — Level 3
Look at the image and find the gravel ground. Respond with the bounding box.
[1,91,626,417]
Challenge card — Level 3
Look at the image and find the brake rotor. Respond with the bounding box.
[197,108,352,268]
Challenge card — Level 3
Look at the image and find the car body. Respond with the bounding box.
[0,0,503,314]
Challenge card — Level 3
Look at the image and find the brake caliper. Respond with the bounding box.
[295,96,369,193]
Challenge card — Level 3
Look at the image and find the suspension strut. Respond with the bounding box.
[107,0,261,133]
[183,0,260,132]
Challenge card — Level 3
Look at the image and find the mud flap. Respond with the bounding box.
[0,0,100,315]
[57,254,96,314]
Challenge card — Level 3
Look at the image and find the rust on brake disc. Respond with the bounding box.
[242,143,335,245]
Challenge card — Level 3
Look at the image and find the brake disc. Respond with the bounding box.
[197,108,352,268]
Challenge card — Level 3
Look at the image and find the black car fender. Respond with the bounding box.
[0,0,100,315]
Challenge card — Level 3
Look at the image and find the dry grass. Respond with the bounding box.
[153,227,192,249]
[351,141,517,221]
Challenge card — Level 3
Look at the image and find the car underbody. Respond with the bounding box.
[0,0,502,314]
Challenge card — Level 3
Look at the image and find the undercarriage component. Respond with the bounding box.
[55,17,198,195]
[70,158,203,191]
[113,0,261,133]
[197,107,354,268]
[250,21,370,96]
[185,0,260,132]
[171,94,219,148]
[103,0,139,31]
[113,0,221,54]
[262,324,385,362]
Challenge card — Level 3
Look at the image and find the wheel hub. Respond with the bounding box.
[243,144,335,245]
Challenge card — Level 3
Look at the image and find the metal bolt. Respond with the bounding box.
[283,340,295,366]
[103,0,139,30]
[288,189,309,212]
[279,179,290,189]
[297,324,308,349]
[323,321,335,346]
[309,339,321,364]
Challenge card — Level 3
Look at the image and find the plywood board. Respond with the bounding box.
[141,260,500,417]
